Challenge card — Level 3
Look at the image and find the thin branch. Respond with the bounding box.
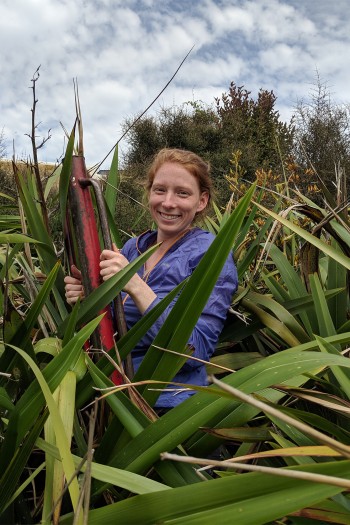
[151,345,235,374]
[160,452,350,489]
[72,403,97,525]
[91,45,195,174]
[47,454,88,524]
[27,65,51,232]
[37,129,52,150]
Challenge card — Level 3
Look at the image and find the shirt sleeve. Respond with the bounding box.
[140,250,238,369]
[120,237,135,259]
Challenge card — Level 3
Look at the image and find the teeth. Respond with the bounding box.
[160,212,179,220]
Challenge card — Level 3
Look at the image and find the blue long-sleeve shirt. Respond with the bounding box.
[121,227,238,407]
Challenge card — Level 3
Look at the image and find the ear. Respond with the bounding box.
[197,191,209,213]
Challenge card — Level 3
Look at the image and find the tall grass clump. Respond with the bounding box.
[1,81,350,525]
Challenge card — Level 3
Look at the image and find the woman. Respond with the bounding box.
[65,148,238,408]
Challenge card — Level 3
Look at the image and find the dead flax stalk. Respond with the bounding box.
[160,452,350,489]
[72,402,97,525]
[206,376,350,459]
[160,377,350,489]
[26,66,51,232]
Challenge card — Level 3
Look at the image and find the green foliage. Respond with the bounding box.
[0,127,6,159]
[3,148,350,523]
[0,161,17,210]
[121,83,295,216]
[215,82,294,178]
[3,77,350,524]
[292,73,350,199]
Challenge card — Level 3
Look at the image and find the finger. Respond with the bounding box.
[99,266,115,280]
[66,294,81,305]
[99,259,114,271]
[100,249,115,261]
[64,276,81,285]
[66,284,84,291]
[71,264,82,279]
[65,292,82,300]
[65,286,84,300]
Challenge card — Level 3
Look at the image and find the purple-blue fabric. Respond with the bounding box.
[121,227,238,407]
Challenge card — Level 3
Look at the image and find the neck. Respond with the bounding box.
[156,227,192,245]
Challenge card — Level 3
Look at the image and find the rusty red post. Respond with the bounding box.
[67,155,124,384]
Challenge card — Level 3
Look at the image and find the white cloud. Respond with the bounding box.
[259,43,314,76]
[201,1,255,36]
[1,0,350,167]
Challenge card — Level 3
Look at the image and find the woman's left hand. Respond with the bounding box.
[100,244,129,281]
[100,244,142,296]
[100,244,156,313]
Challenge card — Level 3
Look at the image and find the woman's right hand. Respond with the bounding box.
[64,265,85,305]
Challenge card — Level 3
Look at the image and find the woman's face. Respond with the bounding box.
[149,162,209,242]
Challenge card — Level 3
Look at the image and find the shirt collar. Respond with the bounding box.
[136,227,200,255]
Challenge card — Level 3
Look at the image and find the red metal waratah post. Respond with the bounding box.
[66,155,124,384]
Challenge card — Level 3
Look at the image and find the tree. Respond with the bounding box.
[0,127,6,159]
[120,102,225,234]
[121,82,295,222]
[0,130,17,205]
[122,101,221,167]
[292,74,350,197]
[215,82,294,179]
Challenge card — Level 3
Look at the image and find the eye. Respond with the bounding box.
[178,190,190,197]
[152,186,165,194]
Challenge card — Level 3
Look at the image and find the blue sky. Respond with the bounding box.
[1,0,349,168]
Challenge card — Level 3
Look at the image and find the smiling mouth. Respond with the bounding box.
[159,212,181,220]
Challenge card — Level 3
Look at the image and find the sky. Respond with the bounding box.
[1,0,350,169]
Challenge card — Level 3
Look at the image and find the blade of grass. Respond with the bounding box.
[256,201,350,271]
[8,345,81,519]
[0,315,103,472]
[36,437,169,494]
[104,145,119,219]
[135,183,256,405]
[57,244,158,337]
[59,122,76,229]
[0,411,47,514]
[59,460,350,525]
[107,350,350,474]
[0,233,41,244]
[315,335,350,400]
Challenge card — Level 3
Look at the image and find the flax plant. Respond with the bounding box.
[2,102,350,525]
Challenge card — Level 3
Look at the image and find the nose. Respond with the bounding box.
[162,191,176,208]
